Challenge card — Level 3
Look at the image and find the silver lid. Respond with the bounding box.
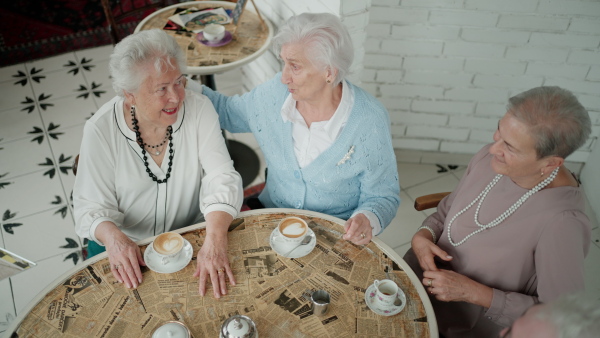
[220,315,257,338]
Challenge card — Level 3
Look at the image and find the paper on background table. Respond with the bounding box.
[169,7,231,28]
[0,247,36,280]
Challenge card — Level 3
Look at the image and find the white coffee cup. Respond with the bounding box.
[203,24,225,42]
[373,279,399,307]
[152,232,184,265]
[276,217,308,245]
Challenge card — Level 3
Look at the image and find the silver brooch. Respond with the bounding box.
[337,145,355,166]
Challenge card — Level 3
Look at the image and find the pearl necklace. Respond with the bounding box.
[447,167,559,247]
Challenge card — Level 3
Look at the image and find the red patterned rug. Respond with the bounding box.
[0,0,177,67]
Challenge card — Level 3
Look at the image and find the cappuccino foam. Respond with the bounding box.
[279,218,307,238]
[282,222,305,236]
[153,232,184,255]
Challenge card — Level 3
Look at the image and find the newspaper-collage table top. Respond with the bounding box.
[11,209,436,337]
[135,1,273,75]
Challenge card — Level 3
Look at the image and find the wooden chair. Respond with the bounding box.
[73,155,80,176]
[100,0,168,44]
[414,192,451,211]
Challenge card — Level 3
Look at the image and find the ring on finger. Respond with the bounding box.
[217,268,225,274]
[360,233,366,239]
[428,279,433,287]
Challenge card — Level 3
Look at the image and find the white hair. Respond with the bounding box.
[109,29,187,96]
[507,86,591,159]
[536,293,600,338]
[272,12,354,86]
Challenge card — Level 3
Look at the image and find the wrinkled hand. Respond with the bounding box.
[193,234,236,299]
[423,269,492,307]
[343,214,372,245]
[412,231,452,272]
[106,231,145,289]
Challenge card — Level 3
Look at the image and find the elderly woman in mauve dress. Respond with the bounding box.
[192,12,400,245]
[73,29,242,299]
[404,86,592,337]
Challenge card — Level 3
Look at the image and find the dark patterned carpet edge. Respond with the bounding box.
[0,24,139,68]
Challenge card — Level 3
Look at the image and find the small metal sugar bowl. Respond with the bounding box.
[220,315,258,338]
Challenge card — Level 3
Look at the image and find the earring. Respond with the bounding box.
[540,170,544,177]
[326,79,331,84]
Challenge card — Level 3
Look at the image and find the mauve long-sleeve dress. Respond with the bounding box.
[404,144,591,338]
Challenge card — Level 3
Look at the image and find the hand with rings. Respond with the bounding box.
[193,212,237,299]
[342,213,372,245]
[423,269,494,307]
[101,224,146,290]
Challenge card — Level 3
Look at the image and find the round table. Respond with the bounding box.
[7,209,438,337]
[135,1,274,75]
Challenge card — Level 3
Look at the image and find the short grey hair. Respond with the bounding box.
[273,12,354,86]
[109,29,187,96]
[536,293,600,338]
[507,86,591,159]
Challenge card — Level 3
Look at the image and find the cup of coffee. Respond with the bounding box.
[203,24,225,42]
[152,232,185,265]
[373,279,399,307]
[276,217,308,245]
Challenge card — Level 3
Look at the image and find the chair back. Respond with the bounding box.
[413,192,451,211]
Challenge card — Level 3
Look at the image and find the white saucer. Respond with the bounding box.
[364,283,406,316]
[269,228,316,259]
[144,239,193,274]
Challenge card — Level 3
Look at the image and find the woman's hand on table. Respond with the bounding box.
[342,214,372,245]
[193,211,236,299]
[96,221,145,289]
[423,269,493,308]
[412,229,452,272]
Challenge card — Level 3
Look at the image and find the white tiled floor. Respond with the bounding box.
[0,47,598,335]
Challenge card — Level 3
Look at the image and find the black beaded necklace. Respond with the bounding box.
[130,105,174,184]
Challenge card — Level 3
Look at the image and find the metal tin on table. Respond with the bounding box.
[220,315,258,338]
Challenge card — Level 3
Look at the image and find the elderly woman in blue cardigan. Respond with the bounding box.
[200,13,400,244]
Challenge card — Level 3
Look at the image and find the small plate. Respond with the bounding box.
[144,239,193,274]
[364,283,406,316]
[269,228,316,259]
[197,31,233,47]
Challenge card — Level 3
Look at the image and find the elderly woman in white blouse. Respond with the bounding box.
[73,29,242,299]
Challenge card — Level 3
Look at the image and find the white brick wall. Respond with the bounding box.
[236,0,599,168]
[363,0,600,164]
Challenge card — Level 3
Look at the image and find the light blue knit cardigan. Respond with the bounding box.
[203,73,400,231]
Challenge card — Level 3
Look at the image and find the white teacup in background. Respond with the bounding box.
[203,24,225,42]
[276,217,308,245]
[373,279,399,307]
[152,232,185,265]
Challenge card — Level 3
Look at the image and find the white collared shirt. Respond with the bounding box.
[280,81,382,235]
